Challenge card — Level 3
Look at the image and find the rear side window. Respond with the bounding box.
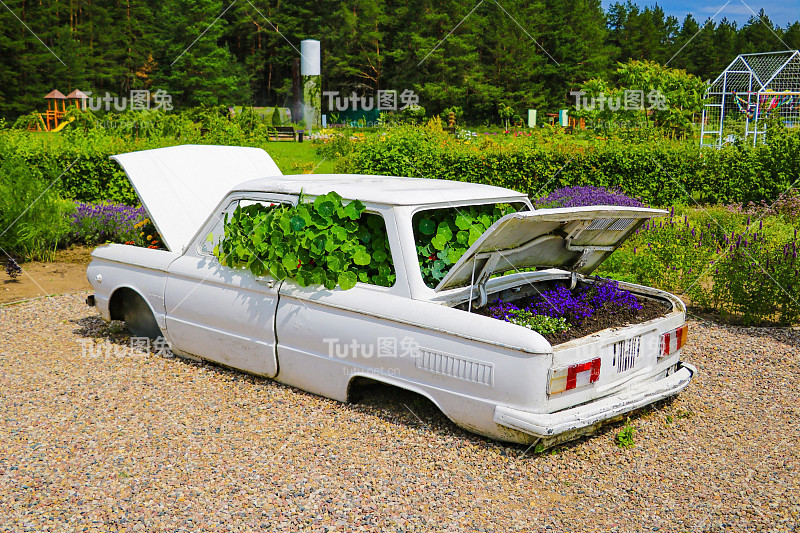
[412,202,527,288]
[200,199,287,255]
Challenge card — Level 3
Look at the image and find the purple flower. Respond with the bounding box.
[534,186,646,209]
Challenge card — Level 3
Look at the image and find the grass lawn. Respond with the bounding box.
[262,141,337,174]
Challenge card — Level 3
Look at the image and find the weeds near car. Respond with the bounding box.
[615,422,636,448]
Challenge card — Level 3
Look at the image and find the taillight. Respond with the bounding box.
[548,357,601,395]
[660,324,688,359]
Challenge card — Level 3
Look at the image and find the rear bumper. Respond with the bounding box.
[494,362,696,438]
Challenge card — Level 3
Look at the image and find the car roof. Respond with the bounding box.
[233,174,528,206]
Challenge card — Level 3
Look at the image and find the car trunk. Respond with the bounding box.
[434,205,687,413]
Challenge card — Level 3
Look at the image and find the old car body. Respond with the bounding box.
[87,144,695,447]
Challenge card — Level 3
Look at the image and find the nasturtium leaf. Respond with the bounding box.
[324,273,338,290]
[311,235,327,255]
[372,238,385,252]
[311,267,326,285]
[316,201,335,218]
[431,260,447,279]
[456,230,470,244]
[290,215,306,232]
[331,226,348,241]
[343,203,361,220]
[468,224,484,245]
[270,263,287,280]
[338,271,358,290]
[455,214,472,230]
[419,218,436,235]
[353,249,372,266]
[295,270,312,287]
[479,214,492,228]
[367,215,383,229]
[282,253,298,272]
[431,233,449,250]
[447,247,467,264]
[436,222,453,241]
[327,252,345,272]
[372,250,387,263]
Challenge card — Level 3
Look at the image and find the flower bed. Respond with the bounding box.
[481,279,668,344]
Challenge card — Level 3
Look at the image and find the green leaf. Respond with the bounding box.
[431,233,449,250]
[456,230,470,245]
[316,201,335,218]
[436,222,453,241]
[290,215,306,232]
[338,271,358,290]
[372,250,388,263]
[455,214,472,230]
[419,218,436,235]
[447,247,466,264]
[282,253,298,271]
[353,249,372,266]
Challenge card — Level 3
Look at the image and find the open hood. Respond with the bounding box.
[435,206,666,293]
[111,145,282,252]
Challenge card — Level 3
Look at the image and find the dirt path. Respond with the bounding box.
[2,247,93,305]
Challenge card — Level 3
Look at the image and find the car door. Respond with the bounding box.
[163,193,297,377]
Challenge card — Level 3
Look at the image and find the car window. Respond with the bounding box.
[199,199,285,256]
[201,200,396,288]
[412,202,528,288]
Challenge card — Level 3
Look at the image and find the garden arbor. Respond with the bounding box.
[700,50,800,148]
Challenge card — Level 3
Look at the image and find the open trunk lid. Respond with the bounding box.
[111,144,282,252]
[435,206,666,293]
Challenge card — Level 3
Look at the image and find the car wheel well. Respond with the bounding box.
[346,375,441,411]
[108,287,161,340]
[108,287,140,321]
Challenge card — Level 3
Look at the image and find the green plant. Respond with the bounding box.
[412,203,521,288]
[615,422,636,448]
[0,155,73,260]
[502,310,570,335]
[214,191,395,290]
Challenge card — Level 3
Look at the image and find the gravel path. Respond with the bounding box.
[1,293,798,532]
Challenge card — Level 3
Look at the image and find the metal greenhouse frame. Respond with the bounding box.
[700,50,800,148]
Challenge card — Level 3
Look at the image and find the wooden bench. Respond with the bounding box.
[269,126,297,141]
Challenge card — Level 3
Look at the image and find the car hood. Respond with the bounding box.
[111,144,282,252]
[435,206,666,292]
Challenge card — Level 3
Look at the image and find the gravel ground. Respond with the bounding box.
[1,293,798,532]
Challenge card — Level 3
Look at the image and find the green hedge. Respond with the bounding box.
[339,126,800,206]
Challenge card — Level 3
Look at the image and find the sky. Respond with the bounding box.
[600,1,800,27]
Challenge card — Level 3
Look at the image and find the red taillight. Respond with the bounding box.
[549,357,601,395]
[660,324,688,359]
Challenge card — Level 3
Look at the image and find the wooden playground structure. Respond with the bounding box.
[31,89,88,132]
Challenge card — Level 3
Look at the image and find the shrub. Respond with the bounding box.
[0,155,73,261]
[69,202,146,245]
[535,185,647,208]
[341,125,800,207]
[597,207,800,325]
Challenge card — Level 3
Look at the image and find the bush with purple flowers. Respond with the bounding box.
[487,279,642,334]
[69,202,147,245]
[534,186,647,209]
[596,205,800,325]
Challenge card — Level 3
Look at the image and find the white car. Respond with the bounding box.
[87,144,695,447]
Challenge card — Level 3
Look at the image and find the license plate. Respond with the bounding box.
[611,336,641,374]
